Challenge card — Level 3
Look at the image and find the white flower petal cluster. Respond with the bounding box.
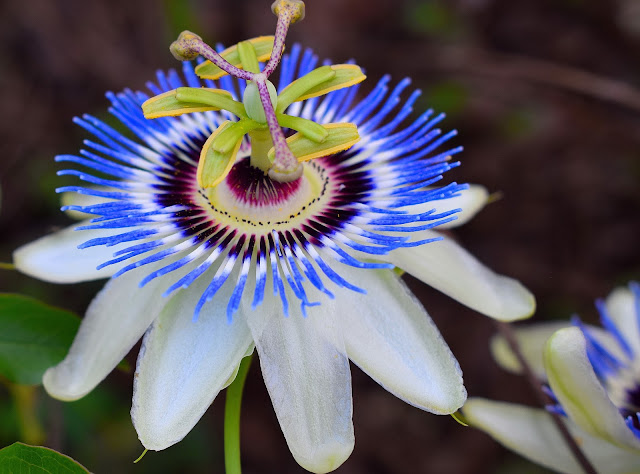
[14,52,534,472]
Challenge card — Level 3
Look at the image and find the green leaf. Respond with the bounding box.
[142,88,246,119]
[276,65,366,113]
[194,36,275,80]
[0,443,89,473]
[268,123,360,162]
[197,121,244,189]
[0,294,79,385]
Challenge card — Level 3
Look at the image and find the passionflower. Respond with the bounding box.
[464,283,640,474]
[14,2,534,472]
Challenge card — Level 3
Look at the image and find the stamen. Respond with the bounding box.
[166,2,319,183]
[170,31,254,81]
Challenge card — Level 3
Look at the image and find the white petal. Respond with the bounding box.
[13,221,130,283]
[545,327,640,450]
[338,267,465,414]
[491,322,623,380]
[464,398,640,474]
[605,286,640,355]
[132,276,254,451]
[43,265,171,401]
[401,185,489,229]
[385,229,535,321]
[247,297,354,473]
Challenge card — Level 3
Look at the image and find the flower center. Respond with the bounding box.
[144,0,364,189]
[200,157,329,231]
[605,365,640,414]
[626,383,640,412]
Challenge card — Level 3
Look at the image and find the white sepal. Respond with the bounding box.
[247,295,354,473]
[132,277,253,451]
[338,267,466,414]
[13,221,131,283]
[385,229,535,321]
[43,266,170,400]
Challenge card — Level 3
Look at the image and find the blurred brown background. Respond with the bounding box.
[1,0,639,472]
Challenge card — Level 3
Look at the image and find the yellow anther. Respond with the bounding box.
[271,0,305,23]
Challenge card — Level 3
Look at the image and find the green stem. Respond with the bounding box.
[224,354,253,474]
[5,382,45,445]
[0,262,16,270]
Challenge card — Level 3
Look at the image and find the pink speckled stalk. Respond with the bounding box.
[255,75,302,182]
[177,35,255,81]
[262,4,296,78]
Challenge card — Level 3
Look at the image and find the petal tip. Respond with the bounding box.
[545,326,583,355]
[495,280,537,322]
[13,244,40,280]
[291,438,354,474]
[42,365,91,402]
[404,367,467,415]
[131,395,189,452]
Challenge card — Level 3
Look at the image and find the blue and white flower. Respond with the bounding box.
[14,9,534,471]
[464,283,640,474]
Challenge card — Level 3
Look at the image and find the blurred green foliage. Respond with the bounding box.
[404,1,462,37]
[163,0,203,39]
[495,454,555,474]
[0,294,79,385]
[60,387,223,473]
[497,108,537,141]
[424,81,469,117]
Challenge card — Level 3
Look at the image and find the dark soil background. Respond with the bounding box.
[1,0,639,472]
